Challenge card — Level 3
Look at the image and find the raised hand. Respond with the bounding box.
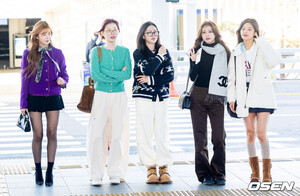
[158,45,167,56]
[255,30,265,38]
[186,48,199,62]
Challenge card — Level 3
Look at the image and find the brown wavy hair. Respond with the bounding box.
[194,20,230,62]
[24,20,53,78]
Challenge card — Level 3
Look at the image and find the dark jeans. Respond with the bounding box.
[190,86,226,182]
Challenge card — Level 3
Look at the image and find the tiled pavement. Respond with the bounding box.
[0,156,299,196]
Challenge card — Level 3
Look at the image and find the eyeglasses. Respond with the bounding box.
[145,31,159,37]
[105,29,118,34]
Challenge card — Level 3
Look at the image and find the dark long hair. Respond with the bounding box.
[25,20,53,78]
[194,20,231,62]
[98,18,120,39]
[236,18,260,44]
[136,21,162,59]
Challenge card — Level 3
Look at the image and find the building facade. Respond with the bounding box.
[0,0,299,70]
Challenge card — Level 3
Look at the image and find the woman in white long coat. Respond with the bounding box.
[227,18,281,183]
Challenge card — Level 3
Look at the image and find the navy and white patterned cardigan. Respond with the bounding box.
[132,48,174,102]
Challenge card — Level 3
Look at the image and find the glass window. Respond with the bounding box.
[176,9,184,50]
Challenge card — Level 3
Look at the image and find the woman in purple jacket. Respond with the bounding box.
[20,20,69,186]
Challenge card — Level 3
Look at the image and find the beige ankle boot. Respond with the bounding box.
[249,156,260,182]
[146,166,159,184]
[159,165,172,184]
[262,158,272,182]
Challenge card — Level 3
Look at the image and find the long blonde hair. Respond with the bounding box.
[24,20,53,78]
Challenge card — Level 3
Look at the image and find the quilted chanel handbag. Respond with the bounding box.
[77,47,102,113]
[16,111,31,132]
[178,67,198,109]
[178,90,191,109]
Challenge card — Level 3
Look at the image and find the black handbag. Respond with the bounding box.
[17,111,31,132]
[178,67,198,109]
[178,91,191,109]
[227,56,240,118]
[227,101,240,118]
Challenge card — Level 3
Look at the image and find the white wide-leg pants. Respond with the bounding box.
[105,107,130,180]
[87,91,128,180]
[135,98,173,167]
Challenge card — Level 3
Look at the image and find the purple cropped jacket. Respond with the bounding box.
[20,46,69,109]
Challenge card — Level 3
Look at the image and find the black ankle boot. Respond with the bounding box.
[45,171,53,186]
[35,169,43,185]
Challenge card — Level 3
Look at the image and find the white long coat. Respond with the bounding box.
[227,37,281,117]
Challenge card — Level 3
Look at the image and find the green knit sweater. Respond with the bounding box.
[90,45,132,93]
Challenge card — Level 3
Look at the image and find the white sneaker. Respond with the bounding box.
[110,176,120,185]
[91,178,102,186]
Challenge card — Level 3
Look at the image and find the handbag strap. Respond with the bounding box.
[185,64,199,93]
[185,68,190,92]
[89,47,102,88]
[188,75,198,94]
[89,77,94,88]
[97,47,102,63]
[234,56,236,85]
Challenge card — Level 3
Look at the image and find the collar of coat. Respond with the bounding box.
[232,40,258,56]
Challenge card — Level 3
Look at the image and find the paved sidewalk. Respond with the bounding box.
[0,155,299,196]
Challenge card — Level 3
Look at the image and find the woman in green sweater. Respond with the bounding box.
[87,18,132,186]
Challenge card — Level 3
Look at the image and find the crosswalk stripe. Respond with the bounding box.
[129,131,278,140]
[0,114,19,118]
[0,130,68,136]
[68,114,90,117]
[0,110,19,114]
[127,137,297,146]
[0,127,26,131]
[0,148,86,155]
[0,118,18,122]
[272,114,300,117]
[0,98,298,157]
[65,110,82,114]
[0,106,19,110]
[0,135,74,142]
[0,141,82,148]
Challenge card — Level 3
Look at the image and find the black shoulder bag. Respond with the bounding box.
[178,66,198,109]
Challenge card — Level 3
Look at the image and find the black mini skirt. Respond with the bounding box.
[28,95,64,112]
[249,107,274,114]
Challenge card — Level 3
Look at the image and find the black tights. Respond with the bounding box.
[30,111,59,163]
